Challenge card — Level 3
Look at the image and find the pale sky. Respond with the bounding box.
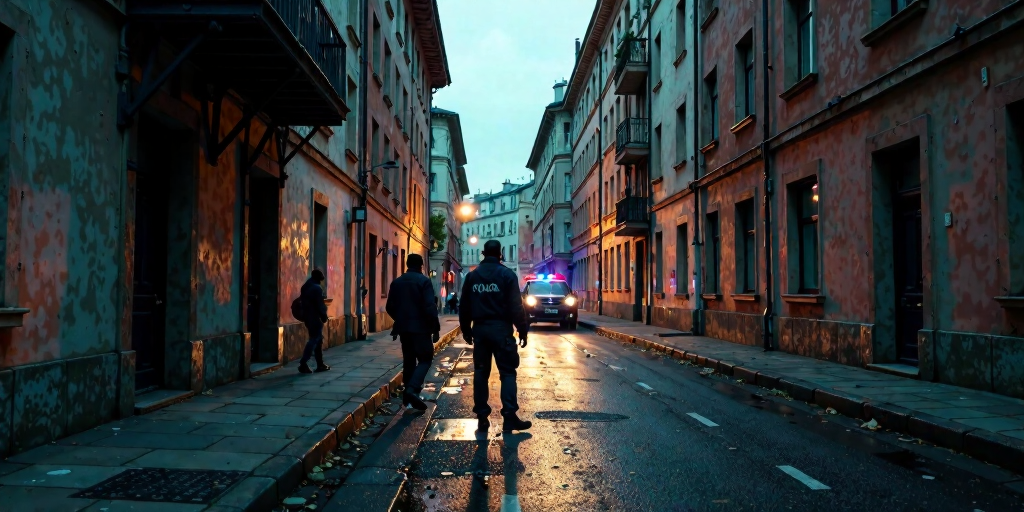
[433,0,595,197]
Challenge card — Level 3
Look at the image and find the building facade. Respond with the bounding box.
[527,80,575,284]
[0,0,449,457]
[429,108,471,304]
[461,180,535,286]
[564,0,1024,398]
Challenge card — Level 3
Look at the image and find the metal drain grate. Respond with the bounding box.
[534,411,629,422]
[71,468,247,504]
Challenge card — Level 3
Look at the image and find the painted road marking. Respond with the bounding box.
[686,412,719,427]
[609,365,626,371]
[777,465,831,490]
[637,382,654,391]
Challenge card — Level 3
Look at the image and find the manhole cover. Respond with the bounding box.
[534,411,629,422]
[71,468,247,504]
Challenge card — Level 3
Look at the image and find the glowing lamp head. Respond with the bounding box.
[525,296,538,306]
[460,204,474,217]
[468,235,478,245]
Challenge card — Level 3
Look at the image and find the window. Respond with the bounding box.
[794,179,820,293]
[563,122,571,149]
[625,241,631,289]
[616,245,623,290]
[889,0,911,17]
[347,77,358,150]
[736,200,756,293]
[527,281,570,296]
[1008,102,1024,295]
[655,232,664,293]
[392,250,399,283]
[383,44,392,96]
[704,71,719,144]
[430,172,436,193]
[312,200,328,288]
[701,0,719,20]
[736,32,755,120]
[371,119,380,164]
[675,104,686,161]
[652,33,661,84]
[706,212,720,293]
[402,165,409,207]
[564,173,572,202]
[372,16,381,73]
[794,0,814,80]
[675,1,686,56]
[676,223,688,295]
[653,125,662,178]
[565,222,572,252]
[381,241,389,297]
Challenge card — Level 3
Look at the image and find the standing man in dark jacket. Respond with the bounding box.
[386,254,441,411]
[460,240,531,433]
[299,268,330,374]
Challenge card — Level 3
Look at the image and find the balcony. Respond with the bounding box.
[128,0,350,126]
[615,118,650,165]
[614,196,649,238]
[614,38,649,95]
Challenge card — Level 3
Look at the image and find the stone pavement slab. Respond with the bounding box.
[579,312,1024,474]
[0,318,462,511]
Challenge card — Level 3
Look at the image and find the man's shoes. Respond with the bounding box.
[477,416,490,432]
[298,362,313,374]
[502,414,532,432]
[404,392,427,411]
[314,363,331,373]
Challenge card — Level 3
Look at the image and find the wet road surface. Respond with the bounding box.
[405,326,1024,512]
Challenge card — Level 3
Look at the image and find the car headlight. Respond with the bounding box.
[525,296,537,306]
[564,296,576,306]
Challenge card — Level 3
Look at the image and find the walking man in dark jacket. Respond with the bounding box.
[299,268,330,374]
[459,240,532,433]
[386,254,441,411]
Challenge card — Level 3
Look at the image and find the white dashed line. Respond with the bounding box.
[637,382,654,391]
[609,365,626,371]
[686,412,719,427]
[777,465,831,490]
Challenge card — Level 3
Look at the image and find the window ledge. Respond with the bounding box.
[779,73,818,102]
[373,73,383,87]
[652,176,665,186]
[994,296,1024,309]
[732,293,760,302]
[673,50,688,68]
[346,149,359,164]
[861,0,928,48]
[383,95,394,109]
[654,292,666,299]
[674,293,690,299]
[730,114,756,134]
[701,293,721,301]
[0,308,30,328]
[673,159,688,172]
[782,294,825,304]
[700,140,719,154]
[653,80,664,93]
[346,25,361,48]
[700,7,719,33]
[381,185,392,197]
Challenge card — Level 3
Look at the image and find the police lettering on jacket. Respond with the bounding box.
[472,283,500,293]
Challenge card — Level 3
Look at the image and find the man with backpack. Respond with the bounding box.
[294,268,330,374]
[386,254,441,411]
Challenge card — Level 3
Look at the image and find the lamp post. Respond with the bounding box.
[353,160,399,340]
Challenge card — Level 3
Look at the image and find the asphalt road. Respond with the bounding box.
[405,326,1024,512]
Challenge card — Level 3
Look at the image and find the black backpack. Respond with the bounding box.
[291,296,306,322]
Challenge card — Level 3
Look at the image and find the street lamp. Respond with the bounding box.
[468,235,478,245]
[354,159,399,340]
[458,203,476,219]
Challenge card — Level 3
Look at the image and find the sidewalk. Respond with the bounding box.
[579,313,1024,475]
[0,317,462,512]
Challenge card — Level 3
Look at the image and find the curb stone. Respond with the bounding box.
[579,320,1024,476]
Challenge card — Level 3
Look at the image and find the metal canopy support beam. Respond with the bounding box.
[203,69,299,166]
[118,21,222,128]
[243,124,276,175]
[272,125,319,189]
[281,127,320,168]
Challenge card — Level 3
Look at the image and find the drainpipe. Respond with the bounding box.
[645,9,654,326]
[691,1,704,336]
[597,49,604,317]
[356,0,370,340]
[760,0,775,351]
[116,23,132,386]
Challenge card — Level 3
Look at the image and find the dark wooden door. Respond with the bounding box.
[893,172,924,365]
[132,172,168,391]
[246,179,262,361]
[634,240,645,322]
[369,234,378,333]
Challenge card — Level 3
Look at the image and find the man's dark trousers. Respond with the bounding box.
[301,321,325,365]
[471,320,520,418]
[401,333,434,394]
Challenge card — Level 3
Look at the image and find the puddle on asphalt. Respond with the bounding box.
[423,419,496,441]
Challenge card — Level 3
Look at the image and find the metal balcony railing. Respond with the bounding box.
[616,118,650,154]
[614,38,649,81]
[615,196,649,225]
[268,0,346,94]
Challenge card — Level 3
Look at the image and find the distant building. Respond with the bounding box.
[429,108,471,305]
[526,80,575,287]
[461,180,536,287]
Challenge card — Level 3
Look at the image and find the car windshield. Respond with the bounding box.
[528,281,570,296]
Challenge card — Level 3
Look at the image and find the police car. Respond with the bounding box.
[521,273,579,330]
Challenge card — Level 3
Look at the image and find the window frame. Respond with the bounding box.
[676,223,688,296]
[736,200,757,293]
[795,178,820,294]
[795,0,814,80]
[706,212,721,294]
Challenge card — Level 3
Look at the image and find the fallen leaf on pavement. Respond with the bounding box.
[922,475,935,480]
[898,437,914,442]
[860,419,880,431]
[825,407,838,415]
